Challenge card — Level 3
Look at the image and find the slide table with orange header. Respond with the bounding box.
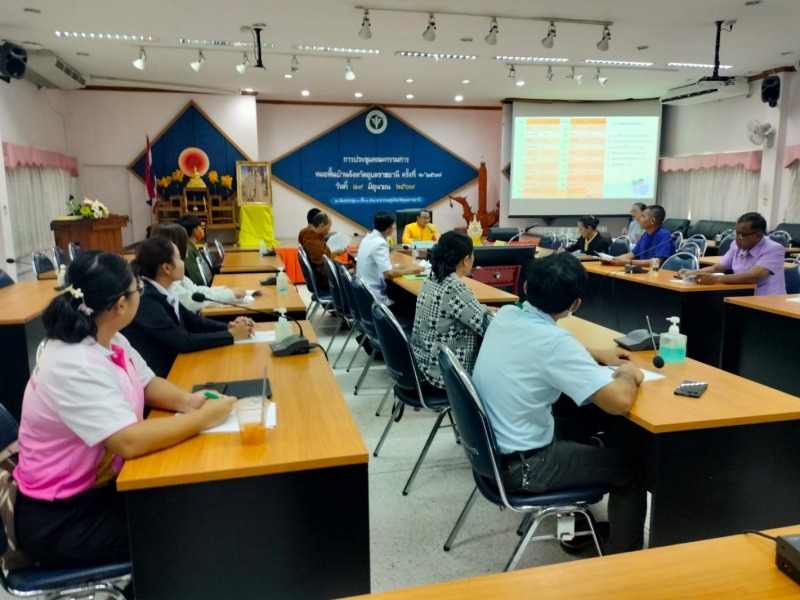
[117,322,370,600]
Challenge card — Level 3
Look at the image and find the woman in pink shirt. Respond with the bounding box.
[14,252,235,569]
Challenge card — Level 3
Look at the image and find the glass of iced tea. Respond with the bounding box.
[235,397,266,445]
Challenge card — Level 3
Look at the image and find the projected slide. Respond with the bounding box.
[511,116,660,200]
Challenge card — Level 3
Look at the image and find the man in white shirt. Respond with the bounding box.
[357,211,422,309]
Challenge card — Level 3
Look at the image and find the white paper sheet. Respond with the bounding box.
[234,330,276,345]
[596,252,615,261]
[327,232,352,254]
[179,402,278,434]
[607,366,666,382]
[787,297,800,304]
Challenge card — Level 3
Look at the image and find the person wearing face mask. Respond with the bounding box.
[177,215,207,286]
[472,253,646,555]
[678,212,786,296]
[121,237,252,378]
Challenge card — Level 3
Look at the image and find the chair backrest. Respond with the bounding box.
[773,223,800,247]
[670,231,683,252]
[371,302,427,403]
[537,233,557,250]
[196,256,212,286]
[205,243,222,268]
[395,208,431,244]
[687,234,707,255]
[0,403,18,452]
[437,346,506,494]
[322,256,347,318]
[200,245,216,269]
[678,241,701,259]
[470,265,520,296]
[68,242,82,261]
[769,230,791,248]
[0,269,14,289]
[662,218,691,235]
[52,246,67,267]
[351,276,379,339]
[661,252,699,272]
[32,252,55,278]
[334,261,357,320]
[785,266,800,294]
[214,239,226,260]
[608,236,631,257]
[297,247,323,299]
[716,234,735,255]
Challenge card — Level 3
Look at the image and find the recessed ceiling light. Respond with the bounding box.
[406,94,414,99]
[180,38,273,49]
[396,51,477,61]
[293,44,378,55]
[584,59,653,67]
[494,56,569,63]
[284,73,293,79]
[454,95,464,102]
[462,79,470,84]
[301,90,310,97]
[516,80,525,87]
[405,78,414,83]
[243,88,254,93]
[667,62,733,69]
[55,31,160,42]
[354,92,363,98]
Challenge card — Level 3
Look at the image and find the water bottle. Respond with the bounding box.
[650,257,660,277]
[276,268,289,295]
[259,239,267,256]
[57,265,67,288]
[275,308,292,342]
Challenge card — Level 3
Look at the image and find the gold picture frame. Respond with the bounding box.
[236,161,273,206]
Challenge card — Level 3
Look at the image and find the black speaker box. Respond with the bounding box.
[761,75,781,108]
[0,42,27,80]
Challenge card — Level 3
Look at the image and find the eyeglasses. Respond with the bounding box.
[734,231,760,239]
[124,282,145,297]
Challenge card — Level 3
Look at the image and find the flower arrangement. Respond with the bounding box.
[208,171,219,185]
[171,169,185,184]
[68,196,110,219]
[220,174,233,190]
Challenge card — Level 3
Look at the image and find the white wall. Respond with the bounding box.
[257,103,502,239]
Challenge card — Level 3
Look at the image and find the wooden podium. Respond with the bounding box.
[50,215,129,256]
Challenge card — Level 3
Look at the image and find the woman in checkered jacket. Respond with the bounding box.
[410,231,496,389]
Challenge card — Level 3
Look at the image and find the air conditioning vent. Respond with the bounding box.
[25,50,86,89]
[660,78,749,106]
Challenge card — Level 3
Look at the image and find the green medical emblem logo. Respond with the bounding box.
[365,110,387,134]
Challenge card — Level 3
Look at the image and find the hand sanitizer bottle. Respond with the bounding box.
[276,268,289,295]
[259,239,267,256]
[275,308,292,342]
[659,316,687,363]
[57,265,67,288]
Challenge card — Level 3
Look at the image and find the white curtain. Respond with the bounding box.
[5,167,75,261]
[658,166,758,222]
[786,163,800,223]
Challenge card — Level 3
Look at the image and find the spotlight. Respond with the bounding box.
[568,66,582,84]
[132,47,146,70]
[541,22,556,49]
[546,65,554,81]
[284,55,298,78]
[236,53,250,74]
[423,13,436,42]
[190,51,205,72]
[344,59,356,81]
[597,25,611,51]
[507,64,516,79]
[595,68,608,86]
[484,18,498,45]
[358,8,372,40]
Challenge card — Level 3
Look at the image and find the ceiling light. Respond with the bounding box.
[484,18,498,46]
[541,22,556,49]
[667,62,733,69]
[242,88,255,93]
[567,66,582,84]
[358,9,372,40]
[423,13,436,42]
[235,53,250,74]
[293,44,379,55]
[595,68,608,85]
[597,25,611,51]
[462,79,470,84]
[284,55,299,78]
[190,51,205,72]
[406,94,414,99]
[396,51,477,61]
[516,80,525,87]
[406,78,414,83]
[507,65,516,79]
[132,47,146,70]
[585,59,653,67]
[344,59,356,80]
[301,90,310,97]
[354,92,363,98]
[455,95,464,101]
[546,65,554,81]
[494,56,568,63]
[180,38,271,48]
[56,31,159,42]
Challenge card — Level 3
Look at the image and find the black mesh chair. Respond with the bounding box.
[437,346,607,571]
[717,234,735,256]
[297,247,332,324]
[322,256,350,355]
[608,236,631,257]
[0,269,14,289]
[32,252,55,279]
[67,242,82,261]
[52,246,67,268]
[371,302,456,496]
[0,403,132,599]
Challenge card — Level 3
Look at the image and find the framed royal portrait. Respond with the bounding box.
[236,161,273,206]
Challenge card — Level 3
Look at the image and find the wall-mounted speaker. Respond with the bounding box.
[761,75,781,108]
[0,42,27,80]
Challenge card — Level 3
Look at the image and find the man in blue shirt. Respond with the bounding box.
[472,253,647,554]
[609,204,674,267]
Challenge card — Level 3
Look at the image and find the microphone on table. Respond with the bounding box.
[646,315,665,368]
[611,235,676,274]
[5,257,34,266]
[508,224,538,243]
[235,225,276,256]
[190,292,312,357]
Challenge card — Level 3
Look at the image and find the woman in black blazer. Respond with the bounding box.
[561,215,610,256]
[121,237,252,378]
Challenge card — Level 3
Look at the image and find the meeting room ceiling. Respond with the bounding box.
[2,0,798,105]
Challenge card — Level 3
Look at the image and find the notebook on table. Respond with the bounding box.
[192,378,272,399]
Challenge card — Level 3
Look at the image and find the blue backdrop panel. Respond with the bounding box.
[131,104,248,187]
[272,107,477,229]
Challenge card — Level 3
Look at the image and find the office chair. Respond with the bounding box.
[32,252,55,279]
[470,265,520,296]
[214,239,226,261]
[196,256,212,286]
[670,231,683,253]
[332,261,360,369]
[0,402,132,599]
[608,236,631,257]
[67,242,82,262]
[297,247,332,324]
[395,208,431,244]
[785,263,800,294]
[321,256,351,355]
[0,269,14,289]
[371,302,456,496]
[769,230,792,248]
[537,233,558,250]
[204,244,222,275]
[678,241,701,259]
[349,277,385,395]
[717,234,735,256]
[661,252,699,272]
[686,234,707,256]
[437,347,607,571]
[52,246,68,268]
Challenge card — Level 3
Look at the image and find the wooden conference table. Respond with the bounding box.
[0,280,58,420]
[579,261,754,366]
[346,525,800,599]
[721,294,800,397]
[559,316,800,547]
[117,322,370,600]
[388,251,519,305]
[202,273,307,320]
[220,251,284,273]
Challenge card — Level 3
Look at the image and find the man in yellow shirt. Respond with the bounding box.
[402,210,441,244]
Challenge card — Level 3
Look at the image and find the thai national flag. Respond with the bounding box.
[145,136,157,206]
